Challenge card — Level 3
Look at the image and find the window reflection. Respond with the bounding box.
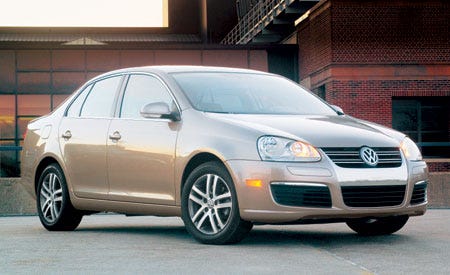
[52,94,71,110]
[81,77,121,118]
[18,95,50,116]
[0,95,15,139]
[120,75,173,119]
[67,84,92,117]
[18,117,36,139]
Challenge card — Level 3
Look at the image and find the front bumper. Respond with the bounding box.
[226,158,428,224]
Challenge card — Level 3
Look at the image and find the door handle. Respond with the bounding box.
[109,131,121,141]
[62,130,72,139]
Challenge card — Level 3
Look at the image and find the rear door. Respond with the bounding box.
[59,75,123,199]
[107,74,179,205]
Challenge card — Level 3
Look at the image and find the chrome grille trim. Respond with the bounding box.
[321,147,402,168]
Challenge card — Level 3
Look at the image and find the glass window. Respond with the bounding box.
[0,95,15,139]
[52,94,71,110]
[392,97,450,158]
[171,72,336,115]
[316,85,326,100]
[120,75,173,119]
[67,84,92,117]
[17,95,50,116]
[80,76,122,118]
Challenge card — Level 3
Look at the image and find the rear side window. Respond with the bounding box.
[80,76,122,118]
[66,84,92,117]
[120,74,173,119]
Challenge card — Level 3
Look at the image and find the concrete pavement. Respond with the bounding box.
[1,210,449,274]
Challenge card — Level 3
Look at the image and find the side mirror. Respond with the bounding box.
[140,102,180,121]
[331,105,344,115]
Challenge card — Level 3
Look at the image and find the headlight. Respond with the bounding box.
[257,136,321,162]
[400,137,422,161]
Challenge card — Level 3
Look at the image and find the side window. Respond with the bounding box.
[120,75,174,119]
[66,84,92,117]
[80,76,122,118]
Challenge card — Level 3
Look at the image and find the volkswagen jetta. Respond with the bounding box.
[21,66,428,244]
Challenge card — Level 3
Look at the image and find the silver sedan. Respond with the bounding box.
[21,66,428,244]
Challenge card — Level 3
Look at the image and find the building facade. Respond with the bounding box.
[0,0,449,177]
[295,0,450,172]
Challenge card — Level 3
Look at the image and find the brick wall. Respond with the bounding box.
[428,162,450,173]
[298,0,450,83]
[328,79,450,127]
[298,1,332,80]
[331,0,450,64]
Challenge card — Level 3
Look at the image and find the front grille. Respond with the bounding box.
[271,183,332,208]
[321,147,402,168]
[341,185,406,207]
[411,182,427,205]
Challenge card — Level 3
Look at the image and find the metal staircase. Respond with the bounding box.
[222,0,319,45]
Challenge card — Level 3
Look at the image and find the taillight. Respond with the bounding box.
[23,128,28,140]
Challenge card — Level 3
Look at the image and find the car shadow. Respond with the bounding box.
[74,223,412,247]
[241,228,412,247]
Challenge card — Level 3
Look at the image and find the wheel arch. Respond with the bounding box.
[180,152,226,197]
[179,152,253,244]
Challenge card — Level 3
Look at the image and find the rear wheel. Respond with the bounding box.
[181,161,253,244]
[346,215,409,236]
[37,164,83,231]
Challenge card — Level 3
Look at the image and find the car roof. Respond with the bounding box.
[93,65,271,81]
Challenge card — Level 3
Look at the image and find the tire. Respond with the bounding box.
[36,164,83,231]
[181,161,253,244]
[346,215,409,236]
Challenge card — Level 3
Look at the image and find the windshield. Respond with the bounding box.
[171,72,337,115]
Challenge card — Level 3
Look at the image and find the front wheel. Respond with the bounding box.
[36,164,83,231]
[181,162,253,244]
[346,215,409,236]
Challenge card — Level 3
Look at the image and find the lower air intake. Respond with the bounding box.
[411,182,427,205]
[271,183,332,208]
[341,185,406,207]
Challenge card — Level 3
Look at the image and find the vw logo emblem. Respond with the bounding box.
[360,147,379,167]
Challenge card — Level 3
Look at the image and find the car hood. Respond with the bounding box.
[205,113,401,148]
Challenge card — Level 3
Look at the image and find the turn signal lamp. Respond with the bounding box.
[246,179,262,188]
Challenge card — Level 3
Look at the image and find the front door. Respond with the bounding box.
[107,74,179,205]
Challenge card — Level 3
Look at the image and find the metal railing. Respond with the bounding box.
[236,0,261,19]
[0,146,22,151]
[222,0,295,45]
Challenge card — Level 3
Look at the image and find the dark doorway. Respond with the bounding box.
[267,46,298,82]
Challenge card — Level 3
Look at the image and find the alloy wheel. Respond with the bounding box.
[188,173,233,235]
[39,172,63,223]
